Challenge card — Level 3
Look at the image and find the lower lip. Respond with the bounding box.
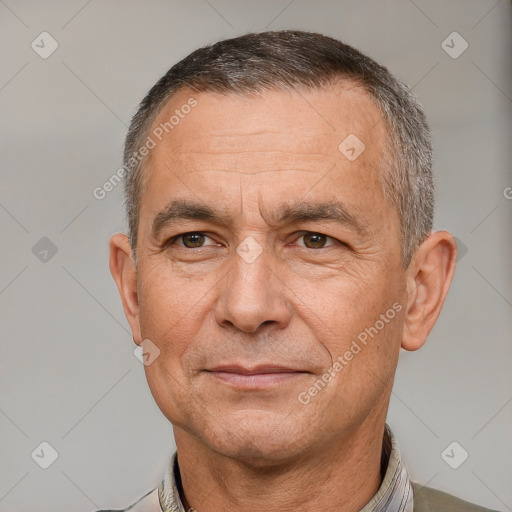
[208,371,304,388]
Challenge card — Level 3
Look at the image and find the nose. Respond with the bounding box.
[214,240,292,333]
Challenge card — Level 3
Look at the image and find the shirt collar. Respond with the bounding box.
[158,423,413,512]
[360,424,414,512]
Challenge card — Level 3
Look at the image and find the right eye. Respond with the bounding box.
[166,232,218,249]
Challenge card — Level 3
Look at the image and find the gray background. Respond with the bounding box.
[1,0,511,510]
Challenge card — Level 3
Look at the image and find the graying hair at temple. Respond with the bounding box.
[122,30,434,268]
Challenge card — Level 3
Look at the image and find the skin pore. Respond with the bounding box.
[110,83,457,512]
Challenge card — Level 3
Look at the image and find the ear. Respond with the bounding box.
[402,231,457,351]
[109,233,142,345]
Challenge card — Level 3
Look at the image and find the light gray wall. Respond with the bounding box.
[1,1,511,510]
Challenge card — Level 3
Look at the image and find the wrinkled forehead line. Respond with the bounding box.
[137,78,392,198]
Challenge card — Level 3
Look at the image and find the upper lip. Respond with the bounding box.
[207,365,306,375]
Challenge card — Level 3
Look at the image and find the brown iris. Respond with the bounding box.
[302,233,328,249]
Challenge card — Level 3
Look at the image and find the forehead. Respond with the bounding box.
[148,82,387,166]
[138,83,394,234]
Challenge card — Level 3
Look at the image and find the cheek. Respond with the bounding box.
[298,272,404,399]
[327,294,404,401]
[295,268,398,345]
[137,263,213,371]
[138,267,207,424]
[139,261,206,327]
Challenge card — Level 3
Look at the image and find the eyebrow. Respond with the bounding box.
[150,198,368,239]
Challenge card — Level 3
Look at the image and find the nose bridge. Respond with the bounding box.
[215,237,291,333]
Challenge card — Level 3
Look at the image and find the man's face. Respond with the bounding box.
[133,84,407,463]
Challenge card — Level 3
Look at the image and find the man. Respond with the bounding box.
[107,30,497,511]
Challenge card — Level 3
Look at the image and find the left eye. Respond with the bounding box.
[295,232,336,249]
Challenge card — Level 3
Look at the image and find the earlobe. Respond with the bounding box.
[401,231,457,351]
[109,233,142,344]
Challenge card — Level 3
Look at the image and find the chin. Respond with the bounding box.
[203,409,311,468]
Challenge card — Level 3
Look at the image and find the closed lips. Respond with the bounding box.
[207,366,308,374]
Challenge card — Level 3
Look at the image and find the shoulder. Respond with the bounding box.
[95,488,161,512]
[412,481,500,512]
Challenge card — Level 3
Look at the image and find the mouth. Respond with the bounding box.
[204,365,310,389]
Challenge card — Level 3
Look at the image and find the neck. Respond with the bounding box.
[173,410,388,512]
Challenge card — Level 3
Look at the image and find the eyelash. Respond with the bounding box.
[165,231,341,250]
